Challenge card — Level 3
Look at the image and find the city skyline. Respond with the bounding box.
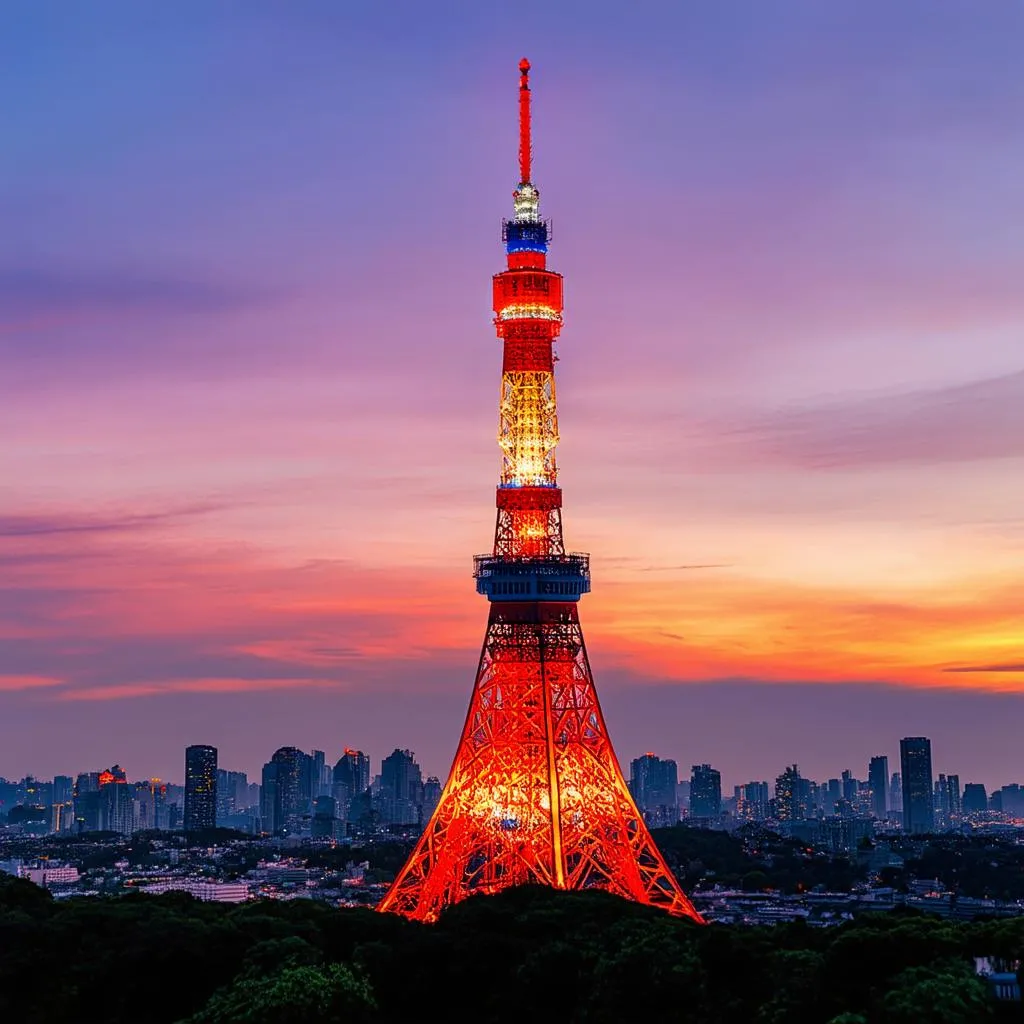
[7,734,1024,843]
[3,4,1023,783]
[2,726,1013,798]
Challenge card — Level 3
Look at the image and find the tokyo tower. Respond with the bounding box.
[378,60,703,925]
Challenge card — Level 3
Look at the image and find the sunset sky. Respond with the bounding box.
[2,2,1022,788]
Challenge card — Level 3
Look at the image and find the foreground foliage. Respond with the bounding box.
[0,875,1020,1023]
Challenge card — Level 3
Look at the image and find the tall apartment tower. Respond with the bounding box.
[261,746,304,836]
[868,755,888,819]
[333,748,371,809]
[380,749,424,827]
[690,764,722,819]
[183,745,218,832]
[900,737,934,834]
[629,753,679,828]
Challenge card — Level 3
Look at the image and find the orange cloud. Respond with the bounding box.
[4,502,1021,702]
[585,570,1022,690]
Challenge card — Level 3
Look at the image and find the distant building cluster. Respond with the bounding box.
[1,733,1020,849]
[0,743,441,841]
[625,737,1023,851]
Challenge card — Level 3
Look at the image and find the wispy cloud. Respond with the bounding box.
[55,677,347,702]
[0,504,229,539]
[637,564,733,572]
[0,675,63,691]
[700,370,1024,469]
[0,267,272,322]
[944,663,1024,674]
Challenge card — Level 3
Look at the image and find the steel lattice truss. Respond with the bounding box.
[499,370,559,487]
[378,605,702,923]
[379,59,702,925]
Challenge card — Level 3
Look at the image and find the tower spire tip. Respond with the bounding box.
[518,57,532,184]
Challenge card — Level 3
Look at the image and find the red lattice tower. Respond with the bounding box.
[378,59,703,925]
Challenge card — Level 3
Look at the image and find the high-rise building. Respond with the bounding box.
[216,769,232,823]
[51,774,74,834]
[962,783,988,814]
[737,781,769,820]
[774,765,804,821]
[73,772,101,833]
[379,749,424,826]
[311,750,328,798]
[946,774,961,818]
[134,779,163,831]
[214,769,248,825]
[629,754,679,828]
[889,773,902,814]
[841,770,858,803]
[935,773,960,828]
[261,747,304,835]
[993,784,1024,818]
[260,762,276,833]
[689,764,722,819]
[97,766,134,835]
[296,749,315,814]
[332,749,371,820]
[311,796,338,839]
[52,775,74,806]
[823,778,841,815]
[868,756,888,819]
[900,737,934,834]
[422,777,442,820]
[183,745,217,832]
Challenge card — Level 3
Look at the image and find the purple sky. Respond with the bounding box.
[2,2,1023,790]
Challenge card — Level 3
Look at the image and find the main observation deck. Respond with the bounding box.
[474,553,591,603]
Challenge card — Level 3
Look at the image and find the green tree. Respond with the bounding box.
[185,962,375,1024]
[755,949,825,1024]
[880,961,993,1024]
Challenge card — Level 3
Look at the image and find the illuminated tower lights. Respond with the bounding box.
[378,60,702,924]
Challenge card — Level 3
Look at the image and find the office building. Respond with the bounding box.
[868,756,888,819]
[689,764,721,819]
[841,770,858,803]
[962,783,988,814]
[183,745,218,832]
[774,765,805,821]
[261,747,305,835]
[311,796,338,839]
[98,766,134,835]
[992,784,1024,818]
[332,749,371,820]
[379,749,424,826]
[900,737,934,834]
[737,781,769,820]
[629,753,679,827]
[52,775,74,805]
[422,776,442,820]
[311,750,329,798]
[889,773,902,814]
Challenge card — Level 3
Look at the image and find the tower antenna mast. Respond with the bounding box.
[519,57,531,183]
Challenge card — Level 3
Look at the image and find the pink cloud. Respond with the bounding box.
[0,675,63,691]
[55,677,347,702]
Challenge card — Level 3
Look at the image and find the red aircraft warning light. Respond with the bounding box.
[378,60,703,925]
